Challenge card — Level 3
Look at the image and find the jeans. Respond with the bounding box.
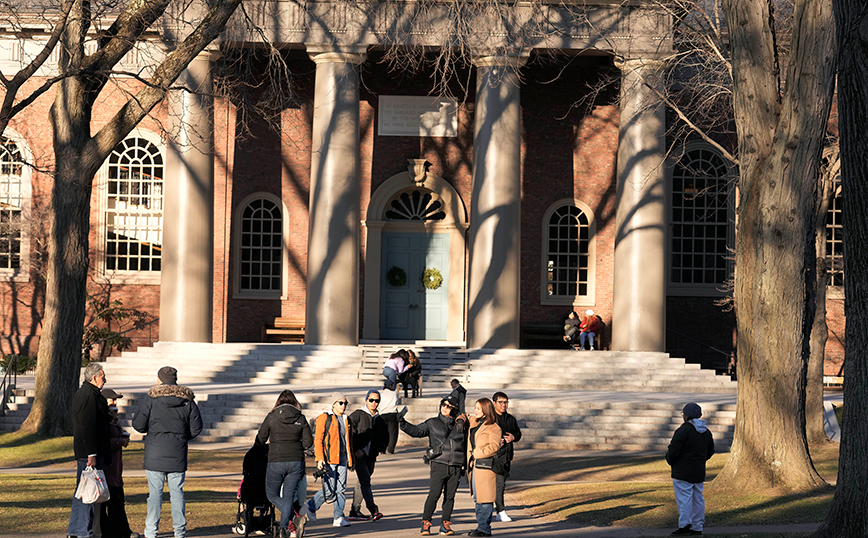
[68,457,103,537]
[383,367,398,387]
[471,471,494,534]
[266,461,305,529]
[672,479,705,531]
[145,470,186,538]
[580,331,596,349]
[351,454,378,514]
[307,464,347,520]
[422,462,462,522]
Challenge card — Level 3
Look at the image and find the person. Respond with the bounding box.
[400,350,423,397]
[579,309,600,350]
[256,389,314,538]
[448,379,466,414]
[491,391,522,523]
[132,366,203,538]
[665,402,715,536]
[382,349,409,390]
[400,394,468,536]
[466,398,502,537]
[348,389,389,521]
[299,392,354,528]
[68,362,111,538]
[379,382,400,454]
[100,388,139,538]
[563,311,581,349]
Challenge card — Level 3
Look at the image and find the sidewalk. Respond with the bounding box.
[2,446,827,537]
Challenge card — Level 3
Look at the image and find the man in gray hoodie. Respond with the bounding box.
[665,402,715,536]
[132,366,203,538]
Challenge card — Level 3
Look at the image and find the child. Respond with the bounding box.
[665,403,715,536]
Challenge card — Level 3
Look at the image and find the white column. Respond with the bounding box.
[304,45,366,346]
[466,55,527,349]
[160,52,215,342]
[612,58,666,351]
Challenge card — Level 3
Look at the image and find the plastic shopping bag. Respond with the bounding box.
[74,466,111,504]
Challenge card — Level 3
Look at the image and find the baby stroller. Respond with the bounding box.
[233,441,276,537]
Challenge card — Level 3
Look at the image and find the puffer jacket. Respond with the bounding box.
[132,383,203,473]
[256,404,313,462]
[400,412,467,468]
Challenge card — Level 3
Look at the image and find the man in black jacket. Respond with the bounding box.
[347,389,389,521]
[665,402,715,536]
[68,362,111,538]
[132,366,203,538]
[492,391,522,523]
[400,394,467,536]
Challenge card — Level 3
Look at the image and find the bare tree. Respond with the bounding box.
[7,0,244,436]
[813,0,868,533]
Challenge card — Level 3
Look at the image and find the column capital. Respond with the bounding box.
[613,56,666,73]
[305,44,368,65]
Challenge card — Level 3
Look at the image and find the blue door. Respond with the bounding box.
[381,232,449,340]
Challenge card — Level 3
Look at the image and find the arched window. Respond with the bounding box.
[104,135,164,274]
[825,175,843,287]
[541,200,596,305]
[0,135,29,278]
[669,146,733,293]
[237,195,283,295]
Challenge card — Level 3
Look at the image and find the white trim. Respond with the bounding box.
[0,128,33,283]
[232,192,288,300]
[539,198,597,306]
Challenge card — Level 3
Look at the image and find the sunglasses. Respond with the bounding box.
[367,398,380,403]
[336,401,348,406]
[441,403,456,409]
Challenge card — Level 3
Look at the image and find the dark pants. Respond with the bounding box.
[495,472,507,513]
[100,485,133,538]
[382,413,399,454]
[422,462,462,522]
[351,454,378,514]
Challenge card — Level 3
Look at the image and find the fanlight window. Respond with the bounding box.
[670,147,731,286]
[0,137,24,270]
[385,190,446,221]
[546,205,590,297]
[105,136,164,272]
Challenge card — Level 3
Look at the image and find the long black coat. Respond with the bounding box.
[132,383,203,473]
[72,381,111,462]
[348,409,389,459]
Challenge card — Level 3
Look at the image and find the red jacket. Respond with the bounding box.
[581,316,600,333]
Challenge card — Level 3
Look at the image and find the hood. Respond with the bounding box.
[148,384,195,407]
[272,403,303,424]
[455,385,467,395]
[690,418,708,434]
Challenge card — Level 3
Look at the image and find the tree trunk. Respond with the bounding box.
[813,0,868,535]
[713,0,835,493]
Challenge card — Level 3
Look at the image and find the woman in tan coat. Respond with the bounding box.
[466,398,502,536]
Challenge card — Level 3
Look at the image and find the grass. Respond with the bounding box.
[509,442,840,532]
[0,432,842,536]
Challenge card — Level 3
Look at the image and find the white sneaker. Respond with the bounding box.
[333,516,351,527]
[590,346,595,351]
[496,511,512,522]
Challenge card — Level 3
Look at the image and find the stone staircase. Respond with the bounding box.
[1,342,738,450]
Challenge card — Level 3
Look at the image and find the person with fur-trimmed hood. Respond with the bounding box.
[132,366,203,538]
[665,402,715,536]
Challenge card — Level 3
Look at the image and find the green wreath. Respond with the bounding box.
[421,267,444,290]
[386,266,407,287]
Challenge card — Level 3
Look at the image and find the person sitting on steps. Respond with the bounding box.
[579,309,600,351]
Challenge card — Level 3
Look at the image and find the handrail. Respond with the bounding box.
[1,353,18,417]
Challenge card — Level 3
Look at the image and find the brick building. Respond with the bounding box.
[0,1,844,376]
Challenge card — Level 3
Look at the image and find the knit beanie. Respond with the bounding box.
[158,366,178,385]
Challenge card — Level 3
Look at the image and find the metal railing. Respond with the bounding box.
[1,353,19,416]
[666,328,733,376]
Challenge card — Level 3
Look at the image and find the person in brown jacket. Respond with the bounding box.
[466,398,502,537]
[299,392,354,528]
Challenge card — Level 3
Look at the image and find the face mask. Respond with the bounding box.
[109,406,118,413]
